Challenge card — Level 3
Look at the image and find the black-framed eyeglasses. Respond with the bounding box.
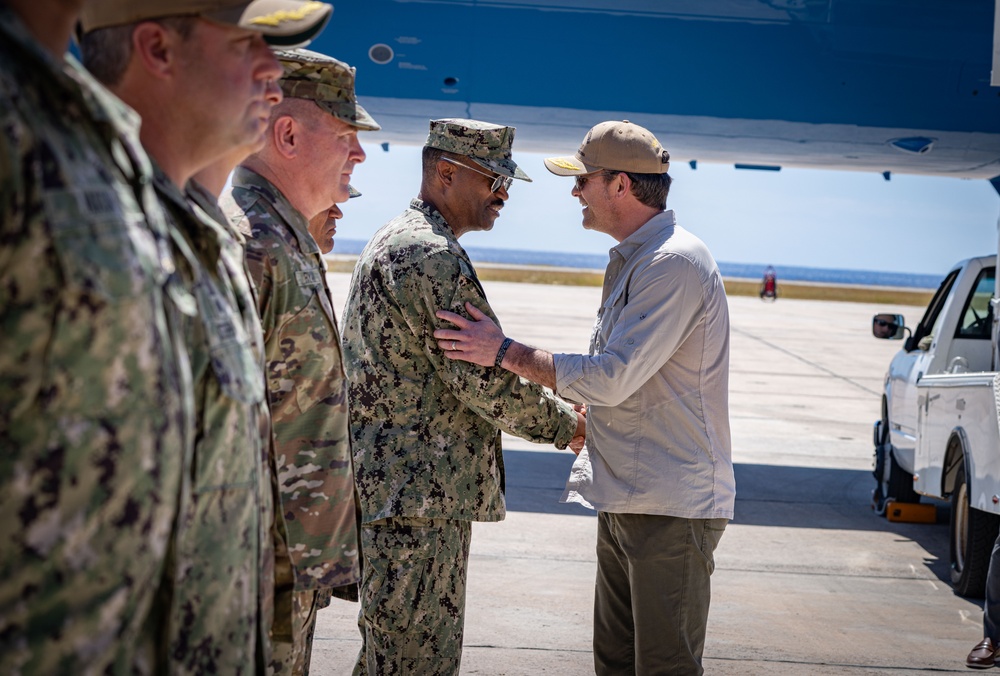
[441,157,513,193]
[873,319,898,329]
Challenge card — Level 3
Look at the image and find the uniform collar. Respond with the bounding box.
[152,161,223,268]
[408,198,476,266]
[232,166,319,255]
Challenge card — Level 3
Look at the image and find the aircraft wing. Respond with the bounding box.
[311,0,1000,179]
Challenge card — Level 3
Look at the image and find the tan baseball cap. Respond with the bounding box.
[544,120,670,176]
[276,49,381,131]
[426,118,531,182]
[80,0,333,48]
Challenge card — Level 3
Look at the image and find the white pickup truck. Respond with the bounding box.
[872,254,997,597]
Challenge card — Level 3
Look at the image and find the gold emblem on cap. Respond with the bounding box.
[550,158,583,171]
[250,1,325,26]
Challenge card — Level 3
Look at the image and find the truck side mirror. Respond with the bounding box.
[872,313,906,340]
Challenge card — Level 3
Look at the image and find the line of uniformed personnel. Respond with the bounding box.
[1,0,734,674]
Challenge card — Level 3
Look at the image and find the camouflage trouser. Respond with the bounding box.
[268,565,333,675]
[352,517,472,676]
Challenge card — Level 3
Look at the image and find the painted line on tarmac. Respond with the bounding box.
[732,326,881,397]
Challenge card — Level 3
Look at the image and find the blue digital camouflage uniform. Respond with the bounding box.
[0,6,193,673]
[223,166,361,675]
[151,167,273,674]
[342,194,579,675]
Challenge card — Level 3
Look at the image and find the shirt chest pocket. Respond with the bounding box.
[280,269,343,415]
[593,285,628,354]
[44,184,161,300]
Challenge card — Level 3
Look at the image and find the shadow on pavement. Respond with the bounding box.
[504,451,957,589]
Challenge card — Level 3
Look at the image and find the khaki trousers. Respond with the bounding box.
[594,512,727,676]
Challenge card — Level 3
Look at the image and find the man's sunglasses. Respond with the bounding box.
[441,157,513,193]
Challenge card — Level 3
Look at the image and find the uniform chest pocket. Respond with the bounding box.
[282,271,342,415]
[194,274,265,405]
[44,186,159,300]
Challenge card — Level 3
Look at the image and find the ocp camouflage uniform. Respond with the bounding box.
[222,48,379,676]
[341,196,579,675]
[151,167,273,675]
[223,166,361,675]
[0,6,193,673]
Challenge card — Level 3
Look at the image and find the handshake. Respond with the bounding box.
[569,404,587,455]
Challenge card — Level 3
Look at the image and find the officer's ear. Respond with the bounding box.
[272,115,298,159]
[131,22,178,80]
[435,158,457,187]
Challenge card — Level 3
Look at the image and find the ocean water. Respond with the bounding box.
[333,238,941,290]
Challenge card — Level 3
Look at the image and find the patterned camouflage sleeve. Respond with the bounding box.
[402,250,578,448]
[244,228,275,338]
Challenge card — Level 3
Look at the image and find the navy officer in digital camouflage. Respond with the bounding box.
[0,0,192,671]
[79,0,332,672]
[222,48,378,675]
[341,118,587,675]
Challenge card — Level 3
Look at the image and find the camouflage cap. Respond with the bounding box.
[544,120,670,176]
[426,118,531,182]
[275,49,381,131]
[348,184,361,198]
[80,0,333,48]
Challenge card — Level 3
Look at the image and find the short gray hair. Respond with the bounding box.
[422,146,447,177]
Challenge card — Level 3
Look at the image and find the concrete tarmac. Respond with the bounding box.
[312,272,981,675]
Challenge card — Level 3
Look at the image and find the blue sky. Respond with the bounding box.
[343,141,1000,277]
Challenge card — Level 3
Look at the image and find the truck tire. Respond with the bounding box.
[872,411,919,515]
[885,452,919,504]
[950,464,1000,598]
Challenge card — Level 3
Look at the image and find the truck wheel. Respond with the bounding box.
[873,412,918,515]
[950,464,1000,598]
[885,452,919,504]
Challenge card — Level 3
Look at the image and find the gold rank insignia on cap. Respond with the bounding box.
[548,158,584,172]
[249,1,325,26]
[80,0,333,49]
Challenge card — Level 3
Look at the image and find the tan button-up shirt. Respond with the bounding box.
[556,211,735,520]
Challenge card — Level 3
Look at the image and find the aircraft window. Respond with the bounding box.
[907,268,960,352]
[955,266,995,340]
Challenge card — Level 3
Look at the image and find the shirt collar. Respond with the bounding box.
[610,210,676,262]
[232,166,319,255]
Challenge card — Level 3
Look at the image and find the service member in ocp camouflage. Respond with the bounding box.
[221,48,379,676]
[0,1,191,672]
[79,0,332,671]
[341,117,586,676]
